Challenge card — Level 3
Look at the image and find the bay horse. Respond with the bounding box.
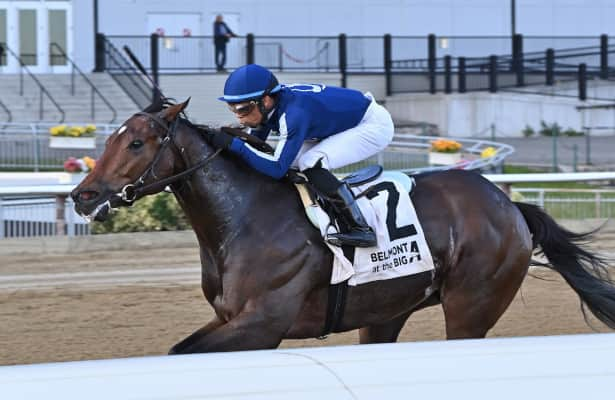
[72,99,615,354]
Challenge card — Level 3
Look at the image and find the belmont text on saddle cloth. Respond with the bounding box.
[308,173,435,286]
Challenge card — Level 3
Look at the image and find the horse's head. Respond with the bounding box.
[71,99,190,222]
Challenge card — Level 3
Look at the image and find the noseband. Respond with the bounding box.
[116,111,222,205]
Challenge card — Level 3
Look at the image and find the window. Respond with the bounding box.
[18,9,36,65]
[49,9,67,65]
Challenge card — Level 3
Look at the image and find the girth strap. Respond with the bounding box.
[319,279,349,338]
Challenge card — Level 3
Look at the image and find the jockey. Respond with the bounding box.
[211,64,394,248]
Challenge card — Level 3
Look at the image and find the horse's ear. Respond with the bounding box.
[160,98,190,122]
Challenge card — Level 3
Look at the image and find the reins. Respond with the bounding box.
[116,112,222,204]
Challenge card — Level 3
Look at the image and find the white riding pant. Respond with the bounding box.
[291,94,395,171]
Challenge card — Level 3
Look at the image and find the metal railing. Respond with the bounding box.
[0,43,65,122]
[96,33,615,100]
[0,122,119,171]
[49,43,117,123]
[516,187,615,219]
[0,98,12,125]
[0,197,90,238]
[0,133,513,238]
[100,35,153,109]
[0,128,511,173]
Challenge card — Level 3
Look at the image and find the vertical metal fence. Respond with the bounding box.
[0,123,118,171]
[0,197,89,238]
[515,188,615,219]
[97,33,615,99]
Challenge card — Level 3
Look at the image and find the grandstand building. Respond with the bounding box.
[1,0,615,136]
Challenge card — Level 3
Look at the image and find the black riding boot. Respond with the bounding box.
[303,163,377,248]
[326,184,377,248]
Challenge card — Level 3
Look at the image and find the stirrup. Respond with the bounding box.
[326,230,377,248]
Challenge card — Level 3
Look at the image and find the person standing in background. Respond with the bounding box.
[213,15,237,72]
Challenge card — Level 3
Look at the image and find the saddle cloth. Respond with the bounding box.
[296,172,435,286]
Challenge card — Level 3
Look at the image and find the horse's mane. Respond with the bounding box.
[142,96,274,154]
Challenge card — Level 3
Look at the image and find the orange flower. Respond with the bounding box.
[430,139,462,153]
[82,156,96,170]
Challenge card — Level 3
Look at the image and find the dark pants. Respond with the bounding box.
[215,43,227,71]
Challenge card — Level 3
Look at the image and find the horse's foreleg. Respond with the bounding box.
[168,315,225,355]
[359,310,412,344]
[173,294,307,354]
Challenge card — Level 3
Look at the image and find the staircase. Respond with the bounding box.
[0,73,138,124]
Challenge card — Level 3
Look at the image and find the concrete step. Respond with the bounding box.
[1,73,137,123]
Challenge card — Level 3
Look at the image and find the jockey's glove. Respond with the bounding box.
[210,130,234,150]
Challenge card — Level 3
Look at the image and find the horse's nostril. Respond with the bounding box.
[79,190,99,202]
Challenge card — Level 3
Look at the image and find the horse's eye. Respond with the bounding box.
[129,140,144,150]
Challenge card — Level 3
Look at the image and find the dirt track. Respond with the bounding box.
[0,232,613,366]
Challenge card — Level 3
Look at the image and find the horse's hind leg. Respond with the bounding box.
[359,311,412,344]
[441,250,530,339]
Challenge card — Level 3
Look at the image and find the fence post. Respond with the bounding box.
[444,55,452,94]
[31,123,40,172]
[545,48,554,85]
[578,63,587,101]
[246,33,255,64]
[513,34,524,86]
[55,195,67,236]
[552,125,558,172]
[458,57,466,93]
[0,198,4,239]
[428,34,436,94]
[585,126,592,165]
[512,33,520,70]
[596,192,602,218]
[339,33,347,88]
[384,34,392,96]
[600,34,608,79]
[94,33,106,72]
[489,55,498,93]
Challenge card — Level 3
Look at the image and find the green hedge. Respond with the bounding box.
[91,192,190,234]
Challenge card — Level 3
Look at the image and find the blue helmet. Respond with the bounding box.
[218,64,281,103]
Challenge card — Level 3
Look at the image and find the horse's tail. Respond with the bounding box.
[515,201,615,329]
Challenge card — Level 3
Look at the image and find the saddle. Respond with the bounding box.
[290,165,414,232]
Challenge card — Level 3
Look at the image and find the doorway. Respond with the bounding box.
[0,1,72,73]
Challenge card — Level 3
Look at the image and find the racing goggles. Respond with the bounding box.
[227,100,259,117]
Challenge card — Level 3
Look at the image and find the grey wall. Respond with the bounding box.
[96,0,615,37]
[61,0,615,72]
[73,0,94,72]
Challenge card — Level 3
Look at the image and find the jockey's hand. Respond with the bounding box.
[210,130,234,150]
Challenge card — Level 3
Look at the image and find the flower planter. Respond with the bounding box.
[428,151,463,166]
[49,136,96,149]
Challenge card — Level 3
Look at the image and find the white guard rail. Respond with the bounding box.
[1,333,614,400]
[2,171,615,238]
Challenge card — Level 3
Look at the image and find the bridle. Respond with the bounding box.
[115,111,222,205]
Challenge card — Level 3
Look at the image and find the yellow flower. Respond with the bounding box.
[68,127,82,137]
[49,124,96,137]
[49,124,67,136]
[430,139,462,153]
[481,147,497,158]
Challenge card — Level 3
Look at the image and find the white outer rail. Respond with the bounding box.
[485,171,615,183]
[2,172,615,197]
[1,333,614,400]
